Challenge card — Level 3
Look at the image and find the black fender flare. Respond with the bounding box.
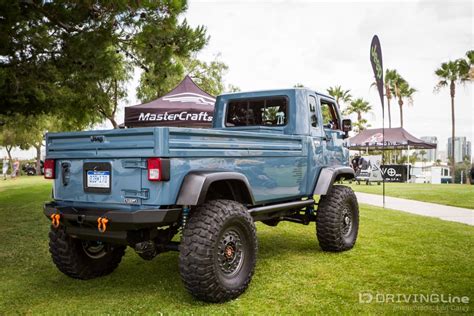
[176,171,255,206]
[313,166,355,195]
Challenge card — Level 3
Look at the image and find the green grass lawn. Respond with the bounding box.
[1,177,473,314]
[347,182,474,210]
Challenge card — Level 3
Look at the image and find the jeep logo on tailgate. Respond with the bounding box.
[90,135,105,143]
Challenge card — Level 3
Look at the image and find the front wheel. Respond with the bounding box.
[49,226,126,279]
[316,185,359,252]
[179,200,257,302]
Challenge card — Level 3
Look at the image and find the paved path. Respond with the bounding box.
[355,192,474,226]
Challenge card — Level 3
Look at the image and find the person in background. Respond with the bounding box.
[2,156,8,180]
[351,154,360,173]
[11,159,20,179]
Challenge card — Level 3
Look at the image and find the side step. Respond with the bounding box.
[249,199,315,221]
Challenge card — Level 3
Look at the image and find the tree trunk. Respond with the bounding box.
[34,143,42,175]
[385,84,392,128]
[110,78,119,129]
[6,145,13,172]
[387,98,392,128]
[398,99,403,128]
[450,80,456,180]
[108,116,119,129]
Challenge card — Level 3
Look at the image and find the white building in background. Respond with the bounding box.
[447,137,471,163]
[419,136,437,162]
[410,161,452,184]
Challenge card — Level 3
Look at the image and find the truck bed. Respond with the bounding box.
[47,127,310,208]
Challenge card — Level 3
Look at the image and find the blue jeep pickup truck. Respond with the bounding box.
[44,88,358,302]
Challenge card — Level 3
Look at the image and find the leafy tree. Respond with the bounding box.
[137,56,232,101]
[226,84,241,93]
[434,59,467,178]
[0,114,31,171]
[409,152,418,164]
[186,58,228,96]
[0,113,78,174]
[418,149,427,162]
[23,115,74,173]
[95,52,132,128]
[327,86,352,109]
[344,98,372,132]
[0,1,207,125]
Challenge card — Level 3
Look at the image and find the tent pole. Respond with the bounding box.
[407,145,410,183]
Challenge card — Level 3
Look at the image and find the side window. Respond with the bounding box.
[320,100,340,130]
[308,95,318,128]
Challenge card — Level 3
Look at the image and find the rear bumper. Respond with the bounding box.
[43,202,181,235]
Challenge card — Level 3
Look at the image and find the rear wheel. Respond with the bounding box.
[179,199,257,302]
[49,226,126,279]
[316,185,359,252]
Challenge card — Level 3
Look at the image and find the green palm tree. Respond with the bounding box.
[396,80,416,128]
[327,86,352,109]
[389,72,416,128]
[384,69,399,128]
[370,69,398,128]
[344,98,372,132]
[458,50,474,81]
[468,50,474,80]
[435,59,465,178]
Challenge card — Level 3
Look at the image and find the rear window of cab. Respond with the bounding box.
[225,96,288,127]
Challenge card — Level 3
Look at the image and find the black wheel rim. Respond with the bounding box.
[82,241,107,259]
[217,228,245,277]
[341,206,353,237]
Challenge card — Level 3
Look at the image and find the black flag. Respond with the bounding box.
[370,35,386,207]
[370,35,384,110]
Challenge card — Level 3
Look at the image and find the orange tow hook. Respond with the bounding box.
[50,214,61,228]
[97,217,109,233]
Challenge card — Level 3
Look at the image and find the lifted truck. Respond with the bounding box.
[44,88,358,302]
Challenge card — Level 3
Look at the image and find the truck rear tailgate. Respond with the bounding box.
[46,128,160,206]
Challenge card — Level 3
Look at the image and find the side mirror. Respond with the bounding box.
[342,119,352,138]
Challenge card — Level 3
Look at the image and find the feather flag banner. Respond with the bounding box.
[370,35,384,111]
[370,34,386,207]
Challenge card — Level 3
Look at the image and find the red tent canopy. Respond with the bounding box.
[124,76,215,128]
[347,127,437,150]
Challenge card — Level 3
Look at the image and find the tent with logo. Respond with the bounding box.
[347,127,437,150]
[124,76,216,128]
[347,127,437,182]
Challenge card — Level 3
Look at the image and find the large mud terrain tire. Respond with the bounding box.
[49,226,126,279]
[179,200,257,302]
[316,185,359,252]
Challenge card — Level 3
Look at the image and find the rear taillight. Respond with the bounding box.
[44,159,55,179]
[147,158,162,181]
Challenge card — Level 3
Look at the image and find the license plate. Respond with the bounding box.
[86,170,110,188]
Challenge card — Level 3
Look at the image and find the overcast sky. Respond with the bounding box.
[182,0,473,153]
[5,0,473,159]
